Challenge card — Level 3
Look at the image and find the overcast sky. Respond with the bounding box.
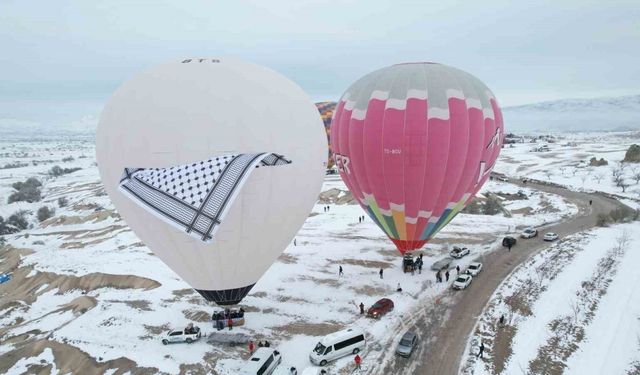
[1,0,639,110]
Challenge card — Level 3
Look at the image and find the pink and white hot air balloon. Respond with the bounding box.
[330,62,504,254]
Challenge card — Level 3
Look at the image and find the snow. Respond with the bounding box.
[463,222,640,374]
[0,133,636,374]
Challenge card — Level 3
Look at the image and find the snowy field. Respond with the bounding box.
[461,222,640,374]
[494,132,640,209]
[0,133,631,375]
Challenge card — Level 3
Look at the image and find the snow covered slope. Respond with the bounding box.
[503,95,640,133]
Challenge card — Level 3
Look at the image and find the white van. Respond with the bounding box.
[240,347,282,375]
[309,328,366,366]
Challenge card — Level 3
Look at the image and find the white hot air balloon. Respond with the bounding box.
[96,57,326,305]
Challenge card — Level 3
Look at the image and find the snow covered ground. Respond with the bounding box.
[461,222,640,375]
[0,133,631,375]
[493,132,640,209]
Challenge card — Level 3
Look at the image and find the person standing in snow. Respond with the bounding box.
[396,283,402,292]
[339,265,343,277]
[436,271,441,283]
[477,341,485,358]
[445,270,450,282]
[249,340,255,355]
[418,260,422,274]
[456,265,460,275]
[379,268,383,279]
[589,199,593,206]
[228,318,233,330]
[359,302,365,315]
[293,238,297,246]
[354,354,362,369]
[499,314,505,325]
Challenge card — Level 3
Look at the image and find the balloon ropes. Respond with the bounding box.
[330,62,504,255]
[96,58,327,305]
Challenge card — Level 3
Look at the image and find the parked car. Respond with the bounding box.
[161,326,202,345]
[395,331,419,357]
[241,348,282,375]
[431,257,454,271]
[543,232,559,241]
[502,236,517,248]
[450,246,470,259]
[520,227,538,239]
[309,328,366,366]
[465,262,483,276]
[367,298,394,319]
[452,274,473,290]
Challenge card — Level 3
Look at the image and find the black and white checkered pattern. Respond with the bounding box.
[118,152,290,242]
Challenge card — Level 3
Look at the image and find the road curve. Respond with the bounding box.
[375,179,627,375]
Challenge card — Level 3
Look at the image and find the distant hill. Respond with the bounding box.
[503,94,640,132]
[313,95,640,135]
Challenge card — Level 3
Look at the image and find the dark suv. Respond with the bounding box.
[502,236,517,247]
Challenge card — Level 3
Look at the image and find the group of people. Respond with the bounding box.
[322,205,331,212]
[184,323,198,334]
[357,215,365,223]
[213,307,245,331]
[436,265,462,283]
[404,253,424,274]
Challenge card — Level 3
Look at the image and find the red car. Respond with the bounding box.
[367,298,394,319]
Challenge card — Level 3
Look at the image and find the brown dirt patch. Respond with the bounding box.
[492,324,516,374]
[0,339,158,375]
[273,321,343,337]
[277,253,298,264]
[183,310,211,322]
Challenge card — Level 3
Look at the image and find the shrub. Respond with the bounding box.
[463,200,482,214]
[58,196,68,207]
[62,156,75,162]
[0,236,6,247]
[49,165,82,177]
[8,177,42,203]
[7,210,30,231]
[609,207,636,223]
[484,196,502,215]
[37,206,55,222]
[596,213,609,227]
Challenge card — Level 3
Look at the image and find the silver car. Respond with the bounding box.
[396,331,419,357]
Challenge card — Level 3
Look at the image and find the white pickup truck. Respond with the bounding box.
[162,326,202,345]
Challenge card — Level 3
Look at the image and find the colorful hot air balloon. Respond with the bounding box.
[97,57,326,305]
[330,62,503,254]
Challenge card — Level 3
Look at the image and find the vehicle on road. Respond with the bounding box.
[431,257,455,271]
[543,232,559,241]
[452,274,473,290]
[465,262,483,276]
[450,246,470,259]
[502,236,517,248]
[162,326,202,345]
[396,331,419,357]
[520,227,538,239]
[367,298,394,319]
[241,348,282,375]
[309,328,366,366]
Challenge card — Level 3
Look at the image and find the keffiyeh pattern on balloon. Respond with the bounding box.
[118,153,290,242]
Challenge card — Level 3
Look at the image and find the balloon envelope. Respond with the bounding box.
[97,58,326,304]
[330,62,504,254]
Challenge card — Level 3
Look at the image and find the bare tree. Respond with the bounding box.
[580,173,588,187]
[612,166,630,192]
[615,229,630,255]
[632,169,640,185]
[594,173,605,184]
[569,299,581,324]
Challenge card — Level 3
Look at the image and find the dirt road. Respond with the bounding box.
[375,179,627,375]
